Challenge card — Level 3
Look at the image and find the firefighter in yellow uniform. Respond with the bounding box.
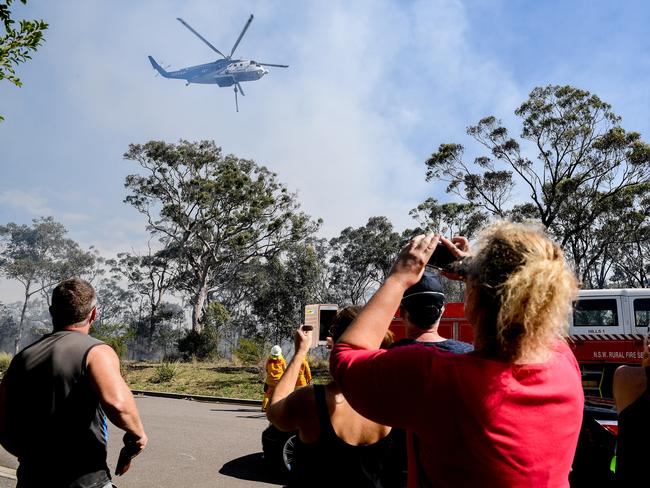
[262,345,286,412]
[295,356,312,388]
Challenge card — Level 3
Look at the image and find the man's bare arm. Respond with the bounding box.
[86,345,147,472]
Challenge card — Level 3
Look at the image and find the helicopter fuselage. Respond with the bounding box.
[160,59,268,86]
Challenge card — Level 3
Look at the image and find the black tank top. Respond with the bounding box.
[616,367,650,487]
[3,330,111,488]
[288,384,400,488]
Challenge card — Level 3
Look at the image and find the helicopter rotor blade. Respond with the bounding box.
[236,82,245,97]
[256,62,289,68]
[230,14,254,59]
[234,86,239,112]
[177,17,227,59]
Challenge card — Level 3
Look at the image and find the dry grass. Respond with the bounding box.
[122,359,332,400]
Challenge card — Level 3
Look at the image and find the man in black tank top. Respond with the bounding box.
[0,278,148,488]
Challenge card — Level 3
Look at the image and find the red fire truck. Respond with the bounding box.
[307,288,650,399]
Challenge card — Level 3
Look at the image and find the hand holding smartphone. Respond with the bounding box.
[427,244,458,271]
[295,324,313,353]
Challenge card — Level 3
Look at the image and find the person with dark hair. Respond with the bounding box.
[612,337,650,485]
[393,270,473,354]
[331,222,583,487]
[266,306,400,488]
[0,278,147,488]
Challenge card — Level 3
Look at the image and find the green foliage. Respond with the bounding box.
[328,216,402,304]
[204,302,230,329]
[249,242,325,343]
[177,327,220,360]
[409,199,486,239]
[91,323,134,359]
[0,0,48,121]
[233,337,265,367]
[0,351,12,373]
[151,361,179,383]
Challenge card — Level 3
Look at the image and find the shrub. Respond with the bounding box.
[234,337,266,367]
[0,352,12,374]
[151,361,179,383]
[177,327,220,360]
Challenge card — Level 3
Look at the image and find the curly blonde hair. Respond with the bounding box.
[464,221,579,361]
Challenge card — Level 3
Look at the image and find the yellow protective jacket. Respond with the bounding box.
[296,357,312,387]
[265,356,286,386]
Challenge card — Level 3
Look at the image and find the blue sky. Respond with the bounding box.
[1,0,649,301]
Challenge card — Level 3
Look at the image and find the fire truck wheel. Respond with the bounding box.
[282,435,298,472]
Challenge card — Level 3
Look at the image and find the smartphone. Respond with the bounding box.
[301,325,314,332]
[427,243,458,271]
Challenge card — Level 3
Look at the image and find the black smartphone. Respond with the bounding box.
[427,244,458,271]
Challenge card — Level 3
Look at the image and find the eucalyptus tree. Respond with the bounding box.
[328,216,402,305]
[409,199,486,239]
[123,139,320,331]
[424,85,650,281]
[0,217,95,352]
[251,242,325,344]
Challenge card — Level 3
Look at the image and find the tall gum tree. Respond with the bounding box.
[123,140,320,332]
[328,216,402,305]
[425,85,650,282]
[0,217,95,352]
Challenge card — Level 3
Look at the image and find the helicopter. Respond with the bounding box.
[148,14,288,111]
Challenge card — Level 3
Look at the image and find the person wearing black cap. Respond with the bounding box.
[392,270,473,354]
[389,271,472,487]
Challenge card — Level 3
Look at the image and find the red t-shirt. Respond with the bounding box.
[331,341,583,488]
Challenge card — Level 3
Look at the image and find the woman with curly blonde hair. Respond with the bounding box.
[331,221,583,487]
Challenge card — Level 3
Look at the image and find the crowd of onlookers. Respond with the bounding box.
[265,220,650,487]
[1,220,647,487]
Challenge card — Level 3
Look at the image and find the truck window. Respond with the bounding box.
[634,298,650,327]
[573,299,618,327]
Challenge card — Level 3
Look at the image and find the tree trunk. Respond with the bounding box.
[14,288,31,354]
[191,286,208,332]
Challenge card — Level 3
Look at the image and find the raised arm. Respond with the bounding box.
[86,344,147,474]
[266,326,313,432]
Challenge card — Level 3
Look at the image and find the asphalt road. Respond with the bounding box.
[0,395,285,488]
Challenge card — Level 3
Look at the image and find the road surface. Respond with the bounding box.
[0,395,285,487]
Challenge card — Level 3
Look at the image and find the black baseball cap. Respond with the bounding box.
[401,271,445,310]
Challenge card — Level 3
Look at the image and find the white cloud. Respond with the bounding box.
[0,189,52,216]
